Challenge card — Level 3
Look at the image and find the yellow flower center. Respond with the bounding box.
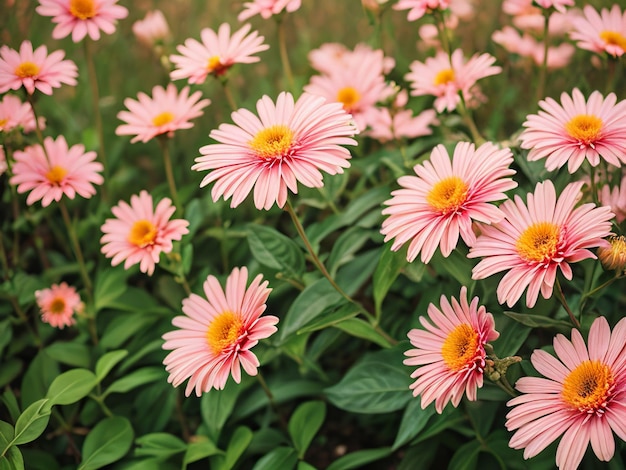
[600,30,626,51]
[69,0,97,20]
[599,236,626,272]
[248,124,294,159]
[46,165,67,185]
[441,323,480,371]
[515,222,560,263]
[336,87,361,111]
[561,360,614,414]
[152,111,175,127]
[565,114,603,145]
[49,297,66,314]
[434,68,455,86]
[206,311,244,355]
[127,220,158,247]
[14,61,40,79]
[206,56,229,76]
[426,176,468,215]
[0,118,8,129]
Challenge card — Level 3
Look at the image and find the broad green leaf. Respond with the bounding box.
[431,248,473,286]
[297,462,317,470]
[44,342,91,368]
[0,359,22,389]
[213,426,253,470]
[94,350,128,382]
[503,311,572,332]
[335,249,379,296]
[326,227,373,276]
[448,440,480,470]
[465,399,499,439]
[99,313,160,349]
[0,445,23,470]
[79,416,133,470]
[134,433,186,459]
[247,224,305,278]
[46,369,97,406]
[94,267,129,312]
[413,406,466,444]
[21,350,59,408]
[0,420,14,454]
[20,448,59,470]
[102,367,164,398]
[0,319,12,358]
[392,399,436,450]
[252,447,297,470]
[491,315,531,358]
[1,391,20,423]
[373,245,408,316]
[13,399,51,446]
[333,318,393,348]
[201,379,242,442]
[296,304,360,335]
[326,447,392,470]
[182,437,222,468]
[288,401,326,459]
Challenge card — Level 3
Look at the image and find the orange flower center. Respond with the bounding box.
[206,311,244,354]
[600,30,626,51]
[128,219,158,247]
[599,235,626,272]
[434,68,455,86]
[515,222,560,263]
[249,124,294,159]
[336,87,361,111]
[49,297,66,314]
[69,0,97,20]
[46,165,68,185]
[206,56,229,76]
[565,114,603,145]
[441,323,480,371]
[0,118,8,129]
[426,176,468,215]
[561,360,614,414]
[15,61,40,79]
[152,111,175,127]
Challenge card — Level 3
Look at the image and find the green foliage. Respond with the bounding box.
[78,417,134,470]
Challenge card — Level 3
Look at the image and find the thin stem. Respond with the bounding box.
[175,389,191,442]
[58,199,93,296]
[555,278,580,329]
[10,296,42,348]
[276,18,295,93]
[257,371,288,431]
[535,10,550,104]
[433,9,452,61]
[157,137,182,213]
[220,78,238,112]
[457,96,485,145]
[26,95,51,164]
[3,146,22,263]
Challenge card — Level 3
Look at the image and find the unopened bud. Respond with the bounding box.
[598,236,626,272]
[361,0,389,13]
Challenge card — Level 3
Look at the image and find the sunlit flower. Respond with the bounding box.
[238,0,301,21]
[170,23,269,84]
[35,282,81,329]
[116,84,210,143]
[36,0,128,42]
[308,42,395,76]
[100,190,189,275]
[0,41,78,95]
[393,0,450,22]
[600,176,626,224]
[382,141,516,263]
[534,0,573,14]
[469,180,614,308]
[519,88,626,173]
[10,136,103,207]
[0,94,43,133]
[162,267,278,396]
[193,92,358,210]
[570,4,626,58]
[132,10,170,47]
[598,236,626,272]
[506,316,626,470]
[404,286,499,413]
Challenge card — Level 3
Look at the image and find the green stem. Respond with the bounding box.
[175,389,191,442]
[2,146,21,264]
[433,9,452,61]
[555,278,580,329]
[157,137,182,213]
[220,78,238,112]
[58,200,93,297]
[257,371,289,431]
[277,18,295,93]
[535,10,550,104]
[457,96,485,145]
[26,95,51,163]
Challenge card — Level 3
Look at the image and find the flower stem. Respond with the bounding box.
[433,9,452,61]
[555,278,580,329]
[58,199,93,297]
[26,95,51,164]
[276,18,295,93]
[158,136,182,214]
[257,371,288,431]
[457,95,485,145]
[220,78,238,112]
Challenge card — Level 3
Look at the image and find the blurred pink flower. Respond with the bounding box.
[0,146,6,176]
[531,42,575,68]
[10,136,103,207]
[238,0,301,21]
[162,267,278,396]
[600,176,626,224]
[116,84,210,143]
[519,88,626,173]
[381,142,517,263]
[534,0,573,14]
[0,41,78,95]
[570,5,626,58]
[406,49,501,113]
[36,282,81,329]
[36,0,128,42]
[0,94,44,133]
[404,286,499,413]
[506,316,626,470]
[469,180,614,308]
[308,42,395,76]
[394,0,450,21]
[193,92,358,210]
[132,10,170,47]
[170,23,269,84]
[100,191,189,275]
[492,27,575,69]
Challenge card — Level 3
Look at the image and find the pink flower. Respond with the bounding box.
[506,316,626,470]
[162,267,278,396]
[116,84,210,143]
[519,88,626,173]
[238,0,301,21]
[0,41,78,95]
[406,49,501,113]
[170,23,269,84]
[0,94,44,133]
[35,282,81,329]
[404,286,499,413]
[100,191,189,275]
[394,0,451,22]
[36,0,128,43]
[493,27,575,69]
[193,92,358,211]
[600,175,626,224]
[469,180,614,308]
[534,0,573,14]
[0,146,7,176]
[570,5,626,58]
[308,42,395,76]
[132,10,170,47]
[9,136,103,207]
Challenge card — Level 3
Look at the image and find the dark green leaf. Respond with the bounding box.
[135,433,186,459]
[94,267,129,312]
[99,313,160,349]
[21,351,59,408]
[79,416,133,470]
[327,227,373,276]
[252,447,298,470]
[326,447,392,470]
[0,359,22,389]
[296,304,360,335]
[247,224,305,278]
[46,369,97,406]
[216,426,252,470]
[392,399,436,450]
[182,437,222,468]
[288,401,326,459]
[448,440,480,470]
[373,245,408,316]
[44,342,91,368]
[102,367,164,398]
[491,315,531,357]
[333,318,392,348]
[503,311,572,332]
[201,379,241,442]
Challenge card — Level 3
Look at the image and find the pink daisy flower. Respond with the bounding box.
[519,88,626,173]
[116,84,210,143]
[237,0,301,21]
[100,191,189,275]
[570,5,626,58]
[0,94,44,134]
[193,91,358,211]
[381,141,517,264]
[404,286,499,413]
[170,23,269,84]
[469,180,614,308]
[600,175,626,224]
[9,136,103,207]
[132,10,170,47]
[534,0,573,14]
[506,316,626,470]
[393,0,451,22]
[406,49,501,113]
[0,41,78,95]
[162,267,278,396]
[36,0,128,43]
[35,282,81,329]
[308,42,395,76]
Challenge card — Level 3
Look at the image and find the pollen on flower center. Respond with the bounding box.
[49,297,66,314]
[0,118,8,128]
[249,125,294,159]
[434,68,455,86]
[128,220,158,247]
[15,61,40,78]
[336,87,361,110]
[69,0,97,20]
[515,222,561,263]
[441,323,481,371]
[46,165,68,184]
[152,111,175,127]
[426,176,468,214]
[565,114,603,145]
[600,30,626,50]
[561,360,615,414]
[206,311,244,354]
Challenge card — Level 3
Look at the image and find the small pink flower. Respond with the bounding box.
[132,10,170,47]
[9,136,103,207]
[394,0,450,22]
[100,191,189,275]
[36,282,81,329]
[116,84,210,143]
[404,286,499,413]
[0,94,44,133]
[600,175,626,224]
[534,0,573,14]
[469,180,614,308]
[238,0,301,21]
[308,42,395,76]
[570,4,626,58]
[36,0,128,43]
[162,267,278,396]
[506,316,626,470]
[0,146,7,176]
[0,41,78,95]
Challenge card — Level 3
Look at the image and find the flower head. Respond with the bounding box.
[9,136,103,207]
[600,175,626,224]
[469,180,614,308]
[162,267,278,396]
[100,191,189,275]
[506,316,626,470]
[308,42,395,76]
[36,282,81,329]
[132,10,170,47]
[393,0,451,22]
[116,84,210,143]
[193,92,358,210]
[381,141,517,263]
[598,236,626,272]
[534,0,573,14]
[404,286,499,413]
[0,94,44,133]
[238,0,301,21]
[570,5,626,58]
[36,0,128,42]
[0,41,78,95]
[0,146,7,177]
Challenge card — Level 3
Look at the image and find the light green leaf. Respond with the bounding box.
[503,311,572,332]
[333,318,392,348]
[0,445,23,470]
[44,342,91,369]
[247,224,305,278]
[327,447,392,470]
[288,401,326,459]
[252,447,298,470]
[214,426,252,470]
[102,367,164,399]
[182,437,222,468]
[94,267,129,312]
[78,417,133,470]
[99,313,160,349]
[94,350,128,382]
[46,369,97,406]
[135,433,186,459]
[12,399,51,446]
[200,380,241,442]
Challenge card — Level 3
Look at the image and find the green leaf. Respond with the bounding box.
[214,426,253,470]
[21,350,59,408]
[288,401,326,459]
[373,245,408,316]
[247,224,305,278]
[252,447,298,470]
[12,399,51,446]
[99,313,160,349]
[491,315,531,358]
[0,420,14,454]
[503,311,572,332]
[44,342,91,368]
[392,399,436,450]
[0,445,23,470]
[94,267,129,312]
[326,227,373,276]
[448,440,480,470]
[201,379,241,442]
[0,359,22,389]
[182,437,222,468]
[46,369,97,406]
[296,304,360,335]
[431,248,473,286]
[102,367,164,398]
[94,350,128,382]
[297,462,317,470]
[1,391,20,423]
[79,416,134,470]
[135,433,186,459]
[333,318,392,348]
[326,447,392,470]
